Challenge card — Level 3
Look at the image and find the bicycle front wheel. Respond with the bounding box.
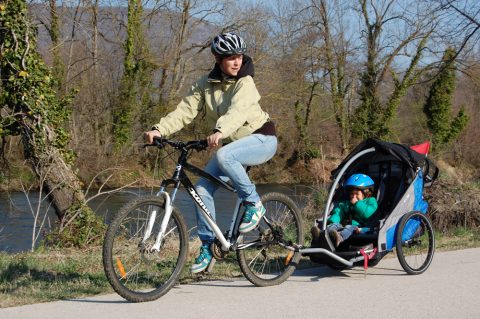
[237,192,304,287]
[102,196,188,302]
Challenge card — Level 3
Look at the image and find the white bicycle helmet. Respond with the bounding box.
[211,32,247,56]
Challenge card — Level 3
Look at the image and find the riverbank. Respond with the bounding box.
[1,228,479,308]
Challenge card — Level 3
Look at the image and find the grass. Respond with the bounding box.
[0,247,110,308]
[435,227,480,251]
[1,228,479,308]
[0,240,247,308]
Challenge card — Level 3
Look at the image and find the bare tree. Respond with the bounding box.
[158,0,228,102]
[34,0,66,89]
[309,0,354,154]
[353,0,436,139]
[438,0,480,58]
[264,1,351,160]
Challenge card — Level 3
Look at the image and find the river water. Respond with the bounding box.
[0,184,315,253]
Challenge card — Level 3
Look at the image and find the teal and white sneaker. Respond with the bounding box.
[239,202,266,233]
[191,244,213,274]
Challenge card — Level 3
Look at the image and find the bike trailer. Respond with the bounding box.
[303,138,438,273]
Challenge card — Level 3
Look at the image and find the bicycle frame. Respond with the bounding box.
[144,147,246,252]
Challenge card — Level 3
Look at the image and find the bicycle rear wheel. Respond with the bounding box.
[237,192,304,286]
[395,211,435,275]
[102,196,188,302]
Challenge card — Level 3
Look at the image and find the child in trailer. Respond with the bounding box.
[326,173,378,247]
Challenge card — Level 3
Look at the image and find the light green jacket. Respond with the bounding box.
[152,75,270,142]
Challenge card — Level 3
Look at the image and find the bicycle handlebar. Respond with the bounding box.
[145,137,208,152]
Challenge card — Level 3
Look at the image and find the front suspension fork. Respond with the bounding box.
[141,191,173,252]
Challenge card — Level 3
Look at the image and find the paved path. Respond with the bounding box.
[2,248,480,319]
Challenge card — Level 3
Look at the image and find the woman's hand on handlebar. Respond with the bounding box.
[144,130,162,144]
[143,129,219,149]
[207,131,223,148]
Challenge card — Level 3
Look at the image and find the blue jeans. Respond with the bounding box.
[327,223,358,242]
[195,134,278,243]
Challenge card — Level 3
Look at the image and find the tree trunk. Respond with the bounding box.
[1,0,95,228]
[26,135,86,221]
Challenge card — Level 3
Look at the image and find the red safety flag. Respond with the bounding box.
[410,141,430,155]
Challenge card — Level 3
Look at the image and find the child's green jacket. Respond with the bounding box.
[327,197,378,226]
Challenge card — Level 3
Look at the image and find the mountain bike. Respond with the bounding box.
[102,137,304,302]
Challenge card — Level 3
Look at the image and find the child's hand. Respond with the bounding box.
[354,227,361,234]
[349,189,364,205]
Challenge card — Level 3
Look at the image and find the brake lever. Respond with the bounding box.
[143,137,166,149]
[153,136,166,148]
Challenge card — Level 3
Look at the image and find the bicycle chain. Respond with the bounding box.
[210,239,228,260]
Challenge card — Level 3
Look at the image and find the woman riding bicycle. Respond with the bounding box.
[144,32,277,274]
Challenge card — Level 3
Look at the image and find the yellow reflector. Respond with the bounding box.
[116,257,127,279]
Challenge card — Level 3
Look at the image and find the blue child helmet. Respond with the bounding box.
[344,173,374,189]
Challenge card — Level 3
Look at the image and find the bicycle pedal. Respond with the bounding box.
[205,258,216,273]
